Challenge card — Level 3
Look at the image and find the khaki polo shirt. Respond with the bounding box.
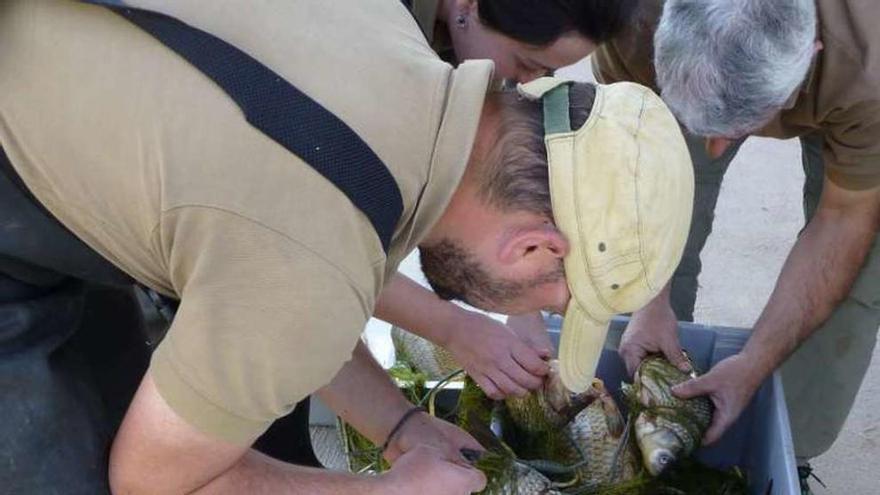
[592,0,880,190]
[0,0,492,443]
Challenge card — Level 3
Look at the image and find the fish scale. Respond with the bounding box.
[564,389,640,486]
[491,462,563,495]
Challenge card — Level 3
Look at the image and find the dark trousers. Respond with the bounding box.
[0,279,146,495]
[0,279,318,494]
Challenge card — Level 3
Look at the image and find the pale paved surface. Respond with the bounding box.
[359,58,879,493]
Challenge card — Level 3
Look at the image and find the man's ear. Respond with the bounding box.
[498,225,569,266]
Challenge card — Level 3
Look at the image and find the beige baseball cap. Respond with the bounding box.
[518,78,694,393]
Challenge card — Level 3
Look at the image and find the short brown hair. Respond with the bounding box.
[477,82,597,219]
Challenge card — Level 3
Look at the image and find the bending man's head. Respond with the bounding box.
[419,83,597,315]
[422,78,694,391]
[654,0,817,138]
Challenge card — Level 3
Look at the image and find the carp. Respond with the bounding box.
[504,360,594,432]
[478,454,563,495]
[624,356,713,476]
[562,380,640,486]
[458,362,638,494]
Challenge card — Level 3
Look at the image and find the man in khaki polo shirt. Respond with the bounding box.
[0,0,708,492]
[0,0,496,493]
[0,0,698,493]
[592,0,880,487]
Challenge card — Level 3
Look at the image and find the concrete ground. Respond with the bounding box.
[365,58,879,493]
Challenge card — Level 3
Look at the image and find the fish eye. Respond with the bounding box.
[658,453,672,466]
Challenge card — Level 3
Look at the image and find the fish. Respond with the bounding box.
[384,328,737,493]
[471,449,564,495]
[392,328,642,492]
[460,362,639,493]
[562,379,640,486]
[624,356,713,477]
[504,360,594,433]
[391,325,461,380]
[386,329,735,492]
[503,462,562,495]
[456,380,567,495]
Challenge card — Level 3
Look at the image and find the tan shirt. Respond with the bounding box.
[592,0,880,190]
[0,0,492,443]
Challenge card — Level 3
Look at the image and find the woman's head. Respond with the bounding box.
[441,0,639,82]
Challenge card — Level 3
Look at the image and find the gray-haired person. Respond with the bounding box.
[593,0,880,491]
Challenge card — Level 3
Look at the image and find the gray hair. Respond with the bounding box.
[654,0,816,137]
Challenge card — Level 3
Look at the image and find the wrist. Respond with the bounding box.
[735,347,774,387]
[383,408,429,459]
[637,286,673,315]
[437,306,476,347]
[631,301,672,326]
[366,472,399,495]
[507,311,543,325]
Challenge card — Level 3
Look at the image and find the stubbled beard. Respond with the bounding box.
[419,239,564,311]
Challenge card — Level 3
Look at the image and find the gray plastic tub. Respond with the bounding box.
[545,315,799,495]
[312,315,799,494]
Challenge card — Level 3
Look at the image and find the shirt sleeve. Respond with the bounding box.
[590,1,662,89]
[822,101,880,190]
[149,206,372,444]
[591,42,654,87]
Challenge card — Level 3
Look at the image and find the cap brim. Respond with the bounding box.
[558,302,610,393]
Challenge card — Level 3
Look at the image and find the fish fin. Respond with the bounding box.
[600,394,627,438]
[559,392,600,423]
[608,417,637,483]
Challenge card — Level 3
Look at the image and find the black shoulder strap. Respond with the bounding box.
[86,2,403,253]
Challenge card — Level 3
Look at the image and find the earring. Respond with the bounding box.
[455,14,467,28]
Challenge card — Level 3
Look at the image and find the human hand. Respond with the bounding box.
[672,353,765,445]
[380,445,486,495]
[384,411,484,466]
[506,312,555,355]
[619,298,690,376]
[445,311,550,400]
